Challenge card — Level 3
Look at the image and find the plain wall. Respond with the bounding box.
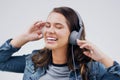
[0,0,120,80]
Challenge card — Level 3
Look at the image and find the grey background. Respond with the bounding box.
[0,0,120,80]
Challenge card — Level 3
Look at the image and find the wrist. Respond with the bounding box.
[10,34,30,48]
[99,56,114,68]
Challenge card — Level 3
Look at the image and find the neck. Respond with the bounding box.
[52,46,68,64]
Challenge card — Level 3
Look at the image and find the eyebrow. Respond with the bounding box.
[46,22,63,26]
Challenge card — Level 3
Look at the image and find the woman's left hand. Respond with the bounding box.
[77,39,105,62]
[77,39,114,68]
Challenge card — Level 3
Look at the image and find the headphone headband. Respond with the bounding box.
[69,10,83,45]
[75,11,83,27]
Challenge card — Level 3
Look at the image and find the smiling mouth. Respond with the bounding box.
[46,37,58,42]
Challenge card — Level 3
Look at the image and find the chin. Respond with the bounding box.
[45,44,57,49]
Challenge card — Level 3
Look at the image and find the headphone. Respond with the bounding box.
[69,11,83,80]
[69,11,83,45]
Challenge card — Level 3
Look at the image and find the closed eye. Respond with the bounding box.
[55,23,63,29]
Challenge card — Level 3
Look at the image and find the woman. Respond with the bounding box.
[0,6,120,80]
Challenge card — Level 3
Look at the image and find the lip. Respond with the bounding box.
[45,36,58,44]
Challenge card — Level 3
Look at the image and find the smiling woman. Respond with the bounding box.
[43,12,70,50]
[0,6,120,80]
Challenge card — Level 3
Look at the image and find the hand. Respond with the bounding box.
[24,21,46,41]
[77,39,105,62]
[77,39,114,68]
[10,21,46,48]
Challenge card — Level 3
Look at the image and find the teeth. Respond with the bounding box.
[47,37,57,41]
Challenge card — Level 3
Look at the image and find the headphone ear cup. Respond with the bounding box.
[69,31,78,45]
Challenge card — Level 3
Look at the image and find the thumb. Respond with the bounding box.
[37,34,43,39]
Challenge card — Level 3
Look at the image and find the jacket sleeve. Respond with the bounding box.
[88,61,120,80]
[0,39,29,73]
[101,61,120,80]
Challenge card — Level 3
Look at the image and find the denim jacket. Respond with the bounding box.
[0,39,120,80]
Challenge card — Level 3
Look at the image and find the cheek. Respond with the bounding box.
[58,30,70,40]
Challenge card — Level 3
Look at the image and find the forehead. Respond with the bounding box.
[46,12,67,24]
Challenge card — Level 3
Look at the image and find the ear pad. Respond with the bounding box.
[69,31,78,45]
[69,26,83,45]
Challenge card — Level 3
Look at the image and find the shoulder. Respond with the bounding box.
[26,49,40,60]
[24,50,40,72]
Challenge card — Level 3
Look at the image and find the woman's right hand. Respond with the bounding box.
[24,21,45,41]
[10,21,45,48]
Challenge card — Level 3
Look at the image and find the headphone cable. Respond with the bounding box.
[71,45,78,80]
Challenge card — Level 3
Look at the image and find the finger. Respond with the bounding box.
[33,20,44,24]
[34,21,41,25]
[36,30,42,34]
[37,34,43,39]
[36,22,46,26]
[29,21,41,31]
[80,43,90,49]
[33,33,43,40]
[77,39,86,45]
[83,51,92,58]
[35,21,46,29]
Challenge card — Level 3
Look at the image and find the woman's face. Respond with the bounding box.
[43,12,70,49]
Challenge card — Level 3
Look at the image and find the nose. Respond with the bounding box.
[47,26,55,34]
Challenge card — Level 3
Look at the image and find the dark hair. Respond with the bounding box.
[32,6,92,80]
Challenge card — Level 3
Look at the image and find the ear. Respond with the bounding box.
[69,26,83,45]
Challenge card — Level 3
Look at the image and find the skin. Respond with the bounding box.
[10,12,114,68]
[77,39,114,67]
[43,12,70,64]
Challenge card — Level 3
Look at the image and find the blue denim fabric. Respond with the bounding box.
[0,39,28,73]
[0,39,120,80]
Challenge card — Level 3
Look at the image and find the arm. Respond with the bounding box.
[0,21,45,73]
[77,39,120,79]
[77,39,114,68]
[10,21,45,48]
[0,39,27,73]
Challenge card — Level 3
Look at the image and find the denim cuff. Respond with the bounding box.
[1,38,21,51]
[107,61,120,76]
